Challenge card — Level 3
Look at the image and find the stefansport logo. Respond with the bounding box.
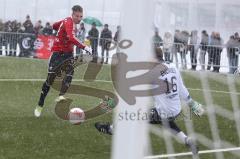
[52,39,171,122]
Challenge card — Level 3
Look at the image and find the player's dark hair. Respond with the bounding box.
[72,5,83,12]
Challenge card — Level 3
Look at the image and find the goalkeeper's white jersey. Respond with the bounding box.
[153,62,190,119]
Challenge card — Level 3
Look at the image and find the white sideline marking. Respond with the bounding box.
[0,79,239,95]
[144,147,240,159]
[188,88,240,95]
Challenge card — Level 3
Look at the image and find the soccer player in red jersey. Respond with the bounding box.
[34,5,92,117]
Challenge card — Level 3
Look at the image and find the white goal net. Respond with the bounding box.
[112,0,240,159]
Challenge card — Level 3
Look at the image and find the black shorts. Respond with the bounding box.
[48,52,74,74]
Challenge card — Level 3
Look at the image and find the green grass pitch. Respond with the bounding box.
[0,57,239,159]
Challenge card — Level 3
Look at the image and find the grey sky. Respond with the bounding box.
[1,0,240,39]
[0,0,121,26]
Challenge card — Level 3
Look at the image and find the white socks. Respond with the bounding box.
[176,131,187,144]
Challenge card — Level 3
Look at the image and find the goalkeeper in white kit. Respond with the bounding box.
[95,48,204,155]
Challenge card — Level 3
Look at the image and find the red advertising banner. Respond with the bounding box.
[34,35,55,59]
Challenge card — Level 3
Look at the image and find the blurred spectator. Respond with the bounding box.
[199,30,209,70]
[207,32,215,71]
[153,28,162,48]
[163,32,173,62]
[3,21,12,56]
[34,20,43,35]
[214,32,223,72]
[21,15,35,57]
[9,21,17,56]
[10,20,18,32]
[77,23,86,42]
[173,30,181,68]
[4,21,12,32]
[16,23,25,56]
[0,19,3,55]
[76,22,86,56]
[7,20,19,56]
[16,23,23,32]
[100,24,112,64]
[0,33,2,55]
[23,15,34,33]
[208,32,223,72]
[179,30,189,69]
[0,19,3,31]
[234,32,239,39]
[42,22,53,35]
[114,25,121,53]
[114,25,120,43]
[227,34,240,74]
[88,22,99,63]
[189,30,199,70]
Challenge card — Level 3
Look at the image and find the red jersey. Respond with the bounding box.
[51,17,85,53]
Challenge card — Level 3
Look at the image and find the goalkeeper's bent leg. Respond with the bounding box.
[168,120,198,155]
[161,119,181,134]
[168,120,181,134]
[162,119,188,144]
[164,119,198,155]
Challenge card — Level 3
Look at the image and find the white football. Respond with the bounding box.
[68,108,85,125]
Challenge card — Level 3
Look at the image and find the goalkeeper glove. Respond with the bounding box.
[188,99,204,117]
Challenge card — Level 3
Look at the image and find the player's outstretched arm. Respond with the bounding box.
[65,18,90,53]
[176,69,204,117]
